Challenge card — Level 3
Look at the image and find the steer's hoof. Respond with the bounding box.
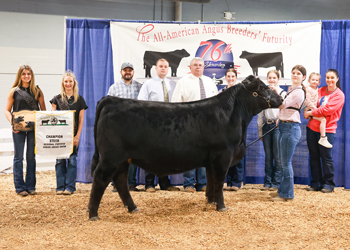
[89,216,100,221]
[208,201,217,205]
[86,208,90,212]
[217,207,228,212]
[130,207,140,213]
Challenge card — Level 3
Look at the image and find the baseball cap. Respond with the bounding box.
[121,62,134,70]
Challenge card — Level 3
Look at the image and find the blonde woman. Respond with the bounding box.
[50,70,88,195]
[257,70,285,191]
[5,65,46,196]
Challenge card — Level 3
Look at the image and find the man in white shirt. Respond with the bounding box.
[138,59,180,192]
[107,62,142,192]
[171,57,218,192]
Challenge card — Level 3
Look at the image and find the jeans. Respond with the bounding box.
[12,130,36,193]
[145,171,172,190]
[278,122,301,199]
[55,147,77,193]
[183,167,206,191]
[306,127,335,191]
[128,163,138,187]
[227,159,244,188]
[262,123,281,188]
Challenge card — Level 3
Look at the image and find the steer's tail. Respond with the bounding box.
[91,96,113,177]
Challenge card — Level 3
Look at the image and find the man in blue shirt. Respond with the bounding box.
[107,62,142,191]
[138,59,180,192]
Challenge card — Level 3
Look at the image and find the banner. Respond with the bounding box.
[35,111,75,158]
[111,21,321,85]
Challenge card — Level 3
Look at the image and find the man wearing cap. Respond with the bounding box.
[137,58,180,192]
[171,57,218,192]
[107,62,142,191]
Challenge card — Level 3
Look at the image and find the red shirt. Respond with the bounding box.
[307,87,344,133]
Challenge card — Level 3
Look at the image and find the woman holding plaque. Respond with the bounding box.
[5,65,46,196]
[50,70,88,195]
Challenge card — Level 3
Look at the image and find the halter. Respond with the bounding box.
[241,84,272,108]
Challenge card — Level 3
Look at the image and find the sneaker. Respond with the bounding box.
[146,187,156,192]
[306,187,316,191]
[28,190,37,195]
[230,186,240,191]
[167,186,180,191]
[184,186,196,193]
[260,186,269,191]
[321,188,333,193]
[63,190,72,195]
[269,187,278,191]
[56,191,64,195]
[318,137,333,148]
[269,192,279,197]
[199,186,206,192]
[129,185,139,191]
[18,191,28,196]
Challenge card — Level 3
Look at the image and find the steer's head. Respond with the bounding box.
[241,75,283,111]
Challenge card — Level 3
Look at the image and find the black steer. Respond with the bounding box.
[240,50,284,78]
[88,75,282,220]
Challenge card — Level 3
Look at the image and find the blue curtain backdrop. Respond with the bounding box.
[320,20,350,189]
[66,18,349,188]
[66,19,114,183]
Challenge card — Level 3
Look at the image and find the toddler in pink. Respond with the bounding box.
[305,73,332,148]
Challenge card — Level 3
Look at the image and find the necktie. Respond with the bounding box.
[199,78,206,100]
[162,80,169,102]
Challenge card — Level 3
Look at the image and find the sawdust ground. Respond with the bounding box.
[0,171,349,249]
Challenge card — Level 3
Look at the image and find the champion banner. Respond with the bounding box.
[111,21,321,84]
[35,111,75,158]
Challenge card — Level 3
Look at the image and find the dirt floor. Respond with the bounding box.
[0,171,349,249]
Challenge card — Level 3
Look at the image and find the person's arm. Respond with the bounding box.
[5,89,18,133]
[51,103,57,111]
[38,90,46,111]
[257,111,264,138]
[171,80,183,102]
[74,109,85,146]
[137,82,149,101]
[107,84,116,96]
[312,91,344,117]
[274,86,287,99]
[280,88,304,110]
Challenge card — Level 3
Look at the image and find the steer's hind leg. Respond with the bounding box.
[112,162,138,213]
[88,160,117,221]
[210,154,232,212]
[205,167,216,205]
[214,174,227,212]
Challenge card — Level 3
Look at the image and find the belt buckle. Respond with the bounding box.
[266,119,275,124]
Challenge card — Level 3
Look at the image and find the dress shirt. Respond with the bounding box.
[171,74,218,102]
[278,86,304,123]
[107,79,142,100]
[138,76,176,102]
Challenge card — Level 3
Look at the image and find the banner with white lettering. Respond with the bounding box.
[35,111,75,158]
[111,21,321,85]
